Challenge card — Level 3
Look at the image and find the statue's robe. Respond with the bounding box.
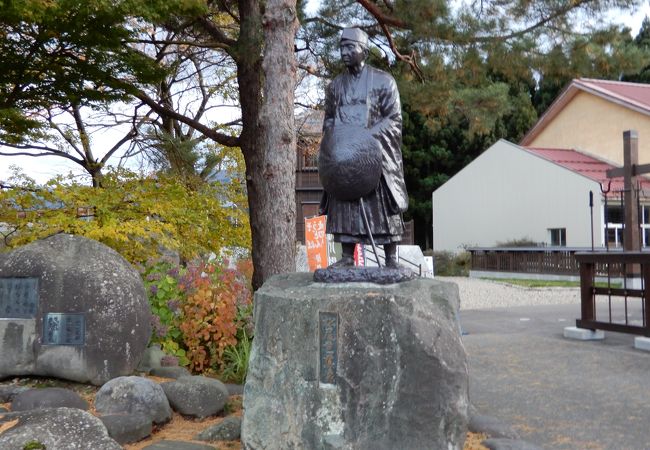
[319,65,408,244]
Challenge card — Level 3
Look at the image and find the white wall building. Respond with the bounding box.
[432,139,650,252]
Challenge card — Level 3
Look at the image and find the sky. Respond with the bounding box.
[2,1,650,185]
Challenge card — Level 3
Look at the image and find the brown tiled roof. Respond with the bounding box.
[521,78,650,145]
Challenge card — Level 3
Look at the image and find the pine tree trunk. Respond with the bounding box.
[237,0,298,290]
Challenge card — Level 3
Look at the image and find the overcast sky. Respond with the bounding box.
[2,1,650,185]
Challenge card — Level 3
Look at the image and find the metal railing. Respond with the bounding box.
[362,247,423,276]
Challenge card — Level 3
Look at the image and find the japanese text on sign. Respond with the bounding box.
[319,311,338,385]
[305,215,329,271]
[0,278,39,319]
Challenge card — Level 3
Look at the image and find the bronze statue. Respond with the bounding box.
[318,27,408,269]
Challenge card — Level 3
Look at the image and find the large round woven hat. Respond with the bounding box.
[318,125,382,201]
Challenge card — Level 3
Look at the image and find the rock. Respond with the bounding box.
[142,440,217,450]
[295,244,309,272]
[469,414,520,439]
[0,234,151,385]
[242,273,469,450]
[195,416,241,441]
[0,407,121,449]
[0,385,29,402]
[0,406,7,413]
[95,376,172,425]
[99,413,152,444]
[225,383,243,396]
[161,376,229,418]
[483,438,545,450]
[137,344,166,373]
[150,366,191,379]
[11,387,89,412]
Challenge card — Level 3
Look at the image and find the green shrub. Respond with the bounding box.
[495,237,542,247]
[433,251,470,276]
[141,257,254,378]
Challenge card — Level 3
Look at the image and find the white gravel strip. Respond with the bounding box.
[438,276,581,310]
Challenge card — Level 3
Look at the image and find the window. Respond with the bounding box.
[301,151,318,170]
[549,228,566,246]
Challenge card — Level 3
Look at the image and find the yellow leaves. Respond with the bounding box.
[0,169,250,265]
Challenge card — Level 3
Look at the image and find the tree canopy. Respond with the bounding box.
[2,0,650,269]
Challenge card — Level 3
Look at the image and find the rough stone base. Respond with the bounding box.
[241,273,468,450]
[563,326,605,341]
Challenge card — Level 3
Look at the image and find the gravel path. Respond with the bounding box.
[438,276,581,310]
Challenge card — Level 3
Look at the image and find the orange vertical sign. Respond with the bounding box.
[305,215,328,271]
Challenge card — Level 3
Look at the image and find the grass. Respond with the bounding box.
[482,278,622,288]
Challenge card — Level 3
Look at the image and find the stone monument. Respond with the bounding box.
[0,234,151,385]
[241,274,468,449]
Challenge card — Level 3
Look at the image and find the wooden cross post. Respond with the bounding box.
[623,130,640,252]
[606,130,650,252]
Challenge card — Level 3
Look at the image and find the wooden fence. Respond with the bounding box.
[469,247,628,277]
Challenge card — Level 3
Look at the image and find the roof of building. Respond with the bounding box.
[523,146,650,196]
[521,78,650,145]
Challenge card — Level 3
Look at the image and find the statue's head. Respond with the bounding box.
[340,27,368,69]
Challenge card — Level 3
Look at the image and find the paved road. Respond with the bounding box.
[461,302,650,450]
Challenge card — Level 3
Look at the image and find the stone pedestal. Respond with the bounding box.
[241,273,468,450]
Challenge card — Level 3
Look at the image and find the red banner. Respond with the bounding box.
[305,215,328,271]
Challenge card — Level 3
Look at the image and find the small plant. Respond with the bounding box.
[220,328,252,384]
[23,441,46,450]
[142,259,189,366]
[433,251,471,276]
[495,237,543,248]
[142,256,253,376]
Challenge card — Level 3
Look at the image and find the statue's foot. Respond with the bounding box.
[329,256,355,268]
[385,257,400,269]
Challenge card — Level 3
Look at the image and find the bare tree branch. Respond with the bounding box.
[133,89,241,148]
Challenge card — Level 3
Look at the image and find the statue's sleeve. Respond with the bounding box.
[370,73,409,212]
[369,75,401,140]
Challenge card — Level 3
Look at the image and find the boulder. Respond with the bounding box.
[95,376,172,425]
[0,385,29,403]
[0,407,121,450]
[469,414,520,439]
[0,234,151,385]
[241,273,469,450]
[150,366,191,379]
[483,438,545,450]
[142,441,217,450]
[99,413,152,444]
[161,376,229,418]
[10,387,89,412]
[195,416,241,442]
[137,344,167,373]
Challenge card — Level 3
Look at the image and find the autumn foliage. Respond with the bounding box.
[144,257,253,375]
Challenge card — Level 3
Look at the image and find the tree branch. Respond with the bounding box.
[379,23,424,81]
[0,145,85,165]
[355,0,407,29]
[133,90,241,147]
[196,16,237,48]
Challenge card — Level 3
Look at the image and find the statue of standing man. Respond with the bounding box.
[318,27,408,269]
